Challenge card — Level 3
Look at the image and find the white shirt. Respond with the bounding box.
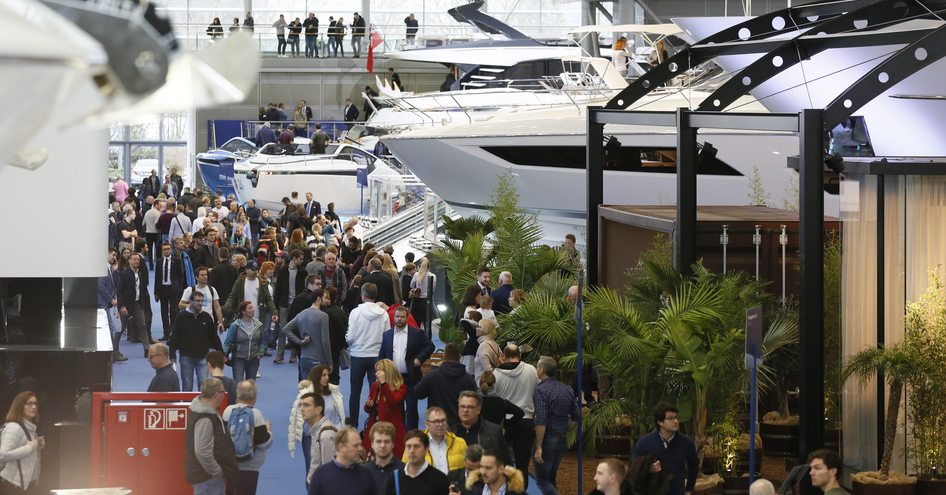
[483,482,508,495]
[428,437,449,474]
[133,271,141,302]
[244,277,260,312]
[405,462,430,479]
[392,326,408,374]
[180,285,218,315]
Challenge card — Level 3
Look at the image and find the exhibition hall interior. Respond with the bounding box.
[1,0,945,493]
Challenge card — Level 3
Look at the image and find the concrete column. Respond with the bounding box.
[580,0,600,57]
[244,0,252,18]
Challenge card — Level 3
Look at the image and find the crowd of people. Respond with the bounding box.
[91,179,846,495]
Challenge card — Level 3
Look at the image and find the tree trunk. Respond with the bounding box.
[777,386,790,419]
[880,379,902,477]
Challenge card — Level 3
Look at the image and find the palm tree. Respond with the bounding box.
[842,342,926,477]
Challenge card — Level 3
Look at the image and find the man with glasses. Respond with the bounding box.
[631,402,698,495]
[417,407,466,475]
[147,343,180,392]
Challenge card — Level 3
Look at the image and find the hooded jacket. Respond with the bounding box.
[287,379,345,457]
[466,465,526,495]
[184,396,238,485]
[414,361,477,422]
[493,361,539,419]
[345,301,388,357]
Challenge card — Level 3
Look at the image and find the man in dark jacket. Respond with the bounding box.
[255,121,277,147]
[169,291,223,391]
[465,450,526,495]
[451,391,506,458]
[185,377,239,494]
[147,343,181,392]
[274,250,307,361]
[363,258,396,306]
[632,403,698,495]
[208,247,238,310]
[155,242,185,341]
[118,253,153,357]
[378,307,433,429]
[414,343,476,423]
[343,98,359,129]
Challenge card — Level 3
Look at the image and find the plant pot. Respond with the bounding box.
[916,479,946,495]
[696,483,725,495]
[852,480,915,495]
[594,434,634,459]
[824,428,842,453]
[760,422,799,457]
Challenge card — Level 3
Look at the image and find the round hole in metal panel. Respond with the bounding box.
[878,72,889,84]
[738,28,752,40]
[742,76,752,86]
[772,55,784,67]
[713,99,721,107]
[617,99,624,106]
[915,47,928,61]
[853,19,868,29]
[843,99,853,108]
[772,17,786,30]
[642,80,651,89]
[807,15,820,22]
[669,62,678,73]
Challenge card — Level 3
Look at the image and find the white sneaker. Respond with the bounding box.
[256,371,261,378]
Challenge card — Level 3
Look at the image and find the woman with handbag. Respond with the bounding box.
[362,359,407,459]
[0,391,44,494]
[409,258,436,330]
[223,300,266,382]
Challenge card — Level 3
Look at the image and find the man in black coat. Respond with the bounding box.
[118,253,153,357]
[208,248,238,315]
[378,306,433,429]
[362,257,396,306]
[414,343,476,423]
[450,391,507,459]
[343,98,359,129]
[155,242,185,341]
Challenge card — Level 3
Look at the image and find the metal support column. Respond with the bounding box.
[587,107,604,286]
[798,108,825,458]
[875,175,885,465]
[676,108,698,275]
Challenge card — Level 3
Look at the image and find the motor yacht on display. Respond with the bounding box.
[383,5,946,242]
[231,138,401,213]
[195,137,257,197]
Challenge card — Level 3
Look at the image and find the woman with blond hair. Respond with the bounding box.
[362,359,407,458]
[409,257,436,328]
[380,254,402,303]
[0,391,44,493]
[474,319,502,384]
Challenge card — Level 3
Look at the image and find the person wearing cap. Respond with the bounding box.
[255,121,276,147]
[224,260,278,329]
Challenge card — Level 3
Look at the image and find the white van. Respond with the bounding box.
[131,159,159,185]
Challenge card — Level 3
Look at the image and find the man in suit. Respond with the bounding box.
[273,250,308,363]
[362,257,396,306]
[378,306,433,429]
[144,170,161,202]
[99,249,126,362]
[155,242,184,341]
[304,191,322,218]
[343,98,359,129]
[118,253,154,358]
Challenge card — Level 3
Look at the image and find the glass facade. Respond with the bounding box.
[108,112,191,187]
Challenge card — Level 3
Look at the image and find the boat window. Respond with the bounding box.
[350,150,370,166]
[324,145,340,155]
[481,146,743,176]
[220,139,256,153]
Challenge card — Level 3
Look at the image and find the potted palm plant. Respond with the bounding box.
[842,340,922,494]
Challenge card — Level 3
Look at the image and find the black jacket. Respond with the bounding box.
[169,309,222,360]
[414,361,477,423]
[118,267,150,309]
[450,418,507,460]
[273,265,307,308]
[363,271,396,306]
[378,326,433,385]
[155,255,185,298]
[209,262,239,306]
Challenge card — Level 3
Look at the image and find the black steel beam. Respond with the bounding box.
[605,0,879,110]
[697,0,940,112]
[676,109,698,274]
[587,106,605,286]
[798,108,826,458]
[875,175,885,466]
[824,22,946,130]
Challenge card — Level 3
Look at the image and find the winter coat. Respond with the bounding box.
[288,380,345,457]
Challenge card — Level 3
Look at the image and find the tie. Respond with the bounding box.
[164,257,171,285]
[307,202,312,217]
[134,272,140,301]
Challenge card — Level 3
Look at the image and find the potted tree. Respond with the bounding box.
[905,270,946,495]
[842,341,922,494]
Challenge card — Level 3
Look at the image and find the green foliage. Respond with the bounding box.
[747,165,772,207]
[442,215,494,240]
[905,269,946,479]
[489,170,524,219]
[823,232,842,427]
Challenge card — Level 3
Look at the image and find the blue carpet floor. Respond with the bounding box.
[113,266,541,494]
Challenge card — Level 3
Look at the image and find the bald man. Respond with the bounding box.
[749,479,776,495]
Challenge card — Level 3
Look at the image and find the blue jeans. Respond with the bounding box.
[534,432,567,495]
[276,35,287,54]
[348,356,377,426]
[289,37,300,56]
[179,356,208,392]
[298,357,323,382]
[305,35,317,57]
[192,476,225,495]
[231,356,260,382]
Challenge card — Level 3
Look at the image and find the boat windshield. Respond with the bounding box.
[220,139,256,153]
[260,142,312,155]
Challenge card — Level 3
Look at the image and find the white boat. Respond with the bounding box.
[233,139,400,213]
[195,137,257,197]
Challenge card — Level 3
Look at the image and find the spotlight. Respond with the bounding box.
[604,135,622,152]
[698,141,718,160]
[824,152,845,174]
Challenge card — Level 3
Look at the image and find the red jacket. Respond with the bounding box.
[362,381,407,458]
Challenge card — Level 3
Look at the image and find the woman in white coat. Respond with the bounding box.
[0,391,44,494]
[288,365,345,475]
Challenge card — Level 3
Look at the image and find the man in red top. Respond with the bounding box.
[278,125,296,145]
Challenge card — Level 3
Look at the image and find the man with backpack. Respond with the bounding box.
[222,380,272,495]
[299,393,337,486]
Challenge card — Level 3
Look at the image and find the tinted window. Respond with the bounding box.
[481,146,743,176]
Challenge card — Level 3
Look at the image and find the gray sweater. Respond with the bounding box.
[284,307,332,367]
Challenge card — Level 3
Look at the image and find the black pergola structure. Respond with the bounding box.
[586,107,827,458]
[584,0,946,465]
